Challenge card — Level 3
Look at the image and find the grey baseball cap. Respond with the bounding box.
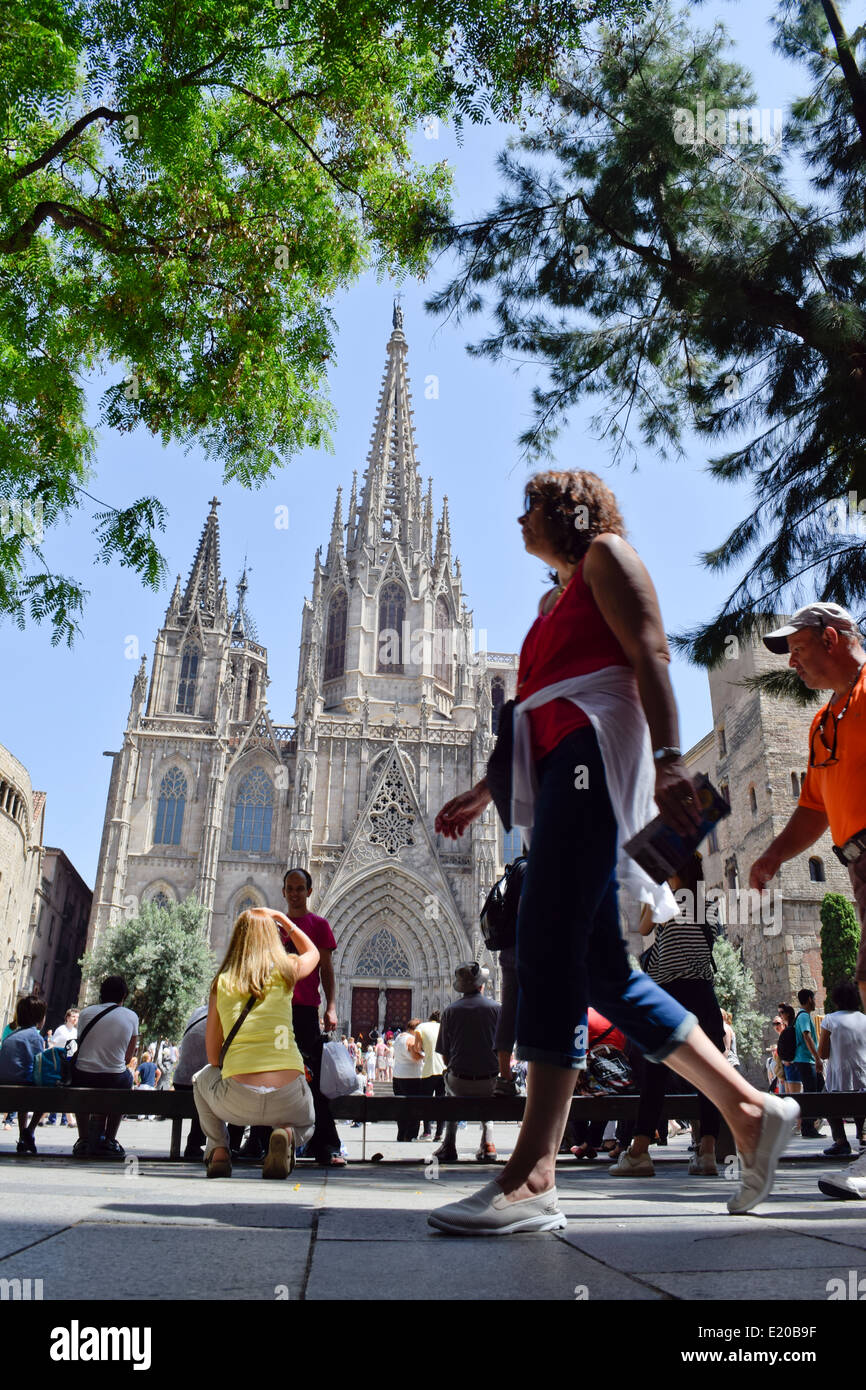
[453,961,490,993]
[762,603,859,654]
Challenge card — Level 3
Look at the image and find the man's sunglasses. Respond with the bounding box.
[809,672,861,768]
[522,489,542,516]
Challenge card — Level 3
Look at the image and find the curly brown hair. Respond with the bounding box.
[525,470,627,565]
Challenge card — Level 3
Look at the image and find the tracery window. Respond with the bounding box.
[355,929,410,979]
[434,596,451,687]
[377,582,405,673]
[367,762,415,855]
[176,643,200,714]
[232,768,274,853]
[324,589,348,681]
[154,768,187,846]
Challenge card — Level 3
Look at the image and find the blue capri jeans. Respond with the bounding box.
[514,725,696,1069]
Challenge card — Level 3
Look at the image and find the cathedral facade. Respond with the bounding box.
[87,310,519,1035]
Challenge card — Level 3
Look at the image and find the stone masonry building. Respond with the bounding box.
[86,309,520,1036]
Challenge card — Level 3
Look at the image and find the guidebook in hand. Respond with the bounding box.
[623,774,731,884]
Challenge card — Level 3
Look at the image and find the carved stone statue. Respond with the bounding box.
[128,655,148,724]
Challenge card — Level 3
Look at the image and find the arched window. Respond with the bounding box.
[154,768,187,846]
[491,676,506,733]
[800,771,807,791]
[719,780,730,806]
[749,785,757,815]
[718,726,726,757]
[152,891,171,911]
[232,768,274,853]
[236,893,261,916]
[377,581,405,673]
[176,643,200,714]
[434,596,451,687]
[725,856,739,891]
[791,771,799,796]
[324,589,348,682]
[809,857,825,882]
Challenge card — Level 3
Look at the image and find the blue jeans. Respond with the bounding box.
[514,725,696,1069]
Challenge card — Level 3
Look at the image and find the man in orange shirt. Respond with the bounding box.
[750,602,866,1199]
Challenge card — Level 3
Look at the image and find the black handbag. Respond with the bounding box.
[486,698,515,830]
[479,855,527,952]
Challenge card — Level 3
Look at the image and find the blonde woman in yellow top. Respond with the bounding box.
[193,907,319,1179]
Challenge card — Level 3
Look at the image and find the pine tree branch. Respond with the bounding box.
[821,0,866,151]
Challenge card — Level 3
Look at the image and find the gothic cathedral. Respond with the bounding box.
[87,309,520,1035]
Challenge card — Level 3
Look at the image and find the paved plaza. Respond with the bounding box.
[1,1119,865,1303]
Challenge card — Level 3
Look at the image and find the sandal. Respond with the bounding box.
[318,1152,347,1167]
[569,1143,597,1162]
[206,1150,232,1179]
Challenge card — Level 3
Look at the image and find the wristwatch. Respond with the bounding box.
[652,746,682,763]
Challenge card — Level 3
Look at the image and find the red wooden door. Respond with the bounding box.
[351,987,378,1041]
[386,988,412,1030]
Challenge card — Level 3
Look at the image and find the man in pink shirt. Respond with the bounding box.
[278,867,345,1166]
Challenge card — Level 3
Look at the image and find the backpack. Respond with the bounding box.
[777,1023,797,1063]
[32,1045,72,1087]
[479,855,527,952]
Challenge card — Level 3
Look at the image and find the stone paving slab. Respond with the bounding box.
[556,1220,852,1273]
[639,1266,863,1302]
[306,1229,663,1301]
[0,1224,311,1301]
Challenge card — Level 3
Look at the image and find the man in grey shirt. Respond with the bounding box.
[173,1004,208,1159]
[434,963,501,1164]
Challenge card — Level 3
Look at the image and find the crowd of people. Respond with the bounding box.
[3,472,866,1224]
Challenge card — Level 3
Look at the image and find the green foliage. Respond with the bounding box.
[0,0,645,643]
[712,935,764,1061]
[429,1,866,664]
[820,891,860,993]
[79,896,216,1042]
[740,669,824,706]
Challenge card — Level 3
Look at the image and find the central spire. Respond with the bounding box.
[351,307,423,559]
[181,497,223,620]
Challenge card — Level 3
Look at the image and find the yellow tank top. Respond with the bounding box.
[216,969,305,1078]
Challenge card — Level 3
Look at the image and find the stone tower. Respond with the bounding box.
[670,637,852,1013]
[86,310,519,1034]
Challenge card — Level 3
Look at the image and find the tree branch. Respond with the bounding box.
[4,107,125,187]
[822,0,866,151]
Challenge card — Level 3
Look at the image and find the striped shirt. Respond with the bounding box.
[647,919,715,985]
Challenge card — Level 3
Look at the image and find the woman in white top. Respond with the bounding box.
[391,1022,424,1141]
[819,980,866,1156]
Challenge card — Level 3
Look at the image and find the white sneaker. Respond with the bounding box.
[428,1179,566,1235]
[818,1149,866,1201]
[609,1149,655,1177]
[688,1152,719,1176]
[727,1095,799,1214]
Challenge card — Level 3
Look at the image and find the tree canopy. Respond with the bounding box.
[428,0,866,665]
[0,0,646,643]
[79,896,215,1041]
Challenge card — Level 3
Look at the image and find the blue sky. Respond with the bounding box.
[1,0,816,886]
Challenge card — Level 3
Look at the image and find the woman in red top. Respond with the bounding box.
[428,470,798,1234]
